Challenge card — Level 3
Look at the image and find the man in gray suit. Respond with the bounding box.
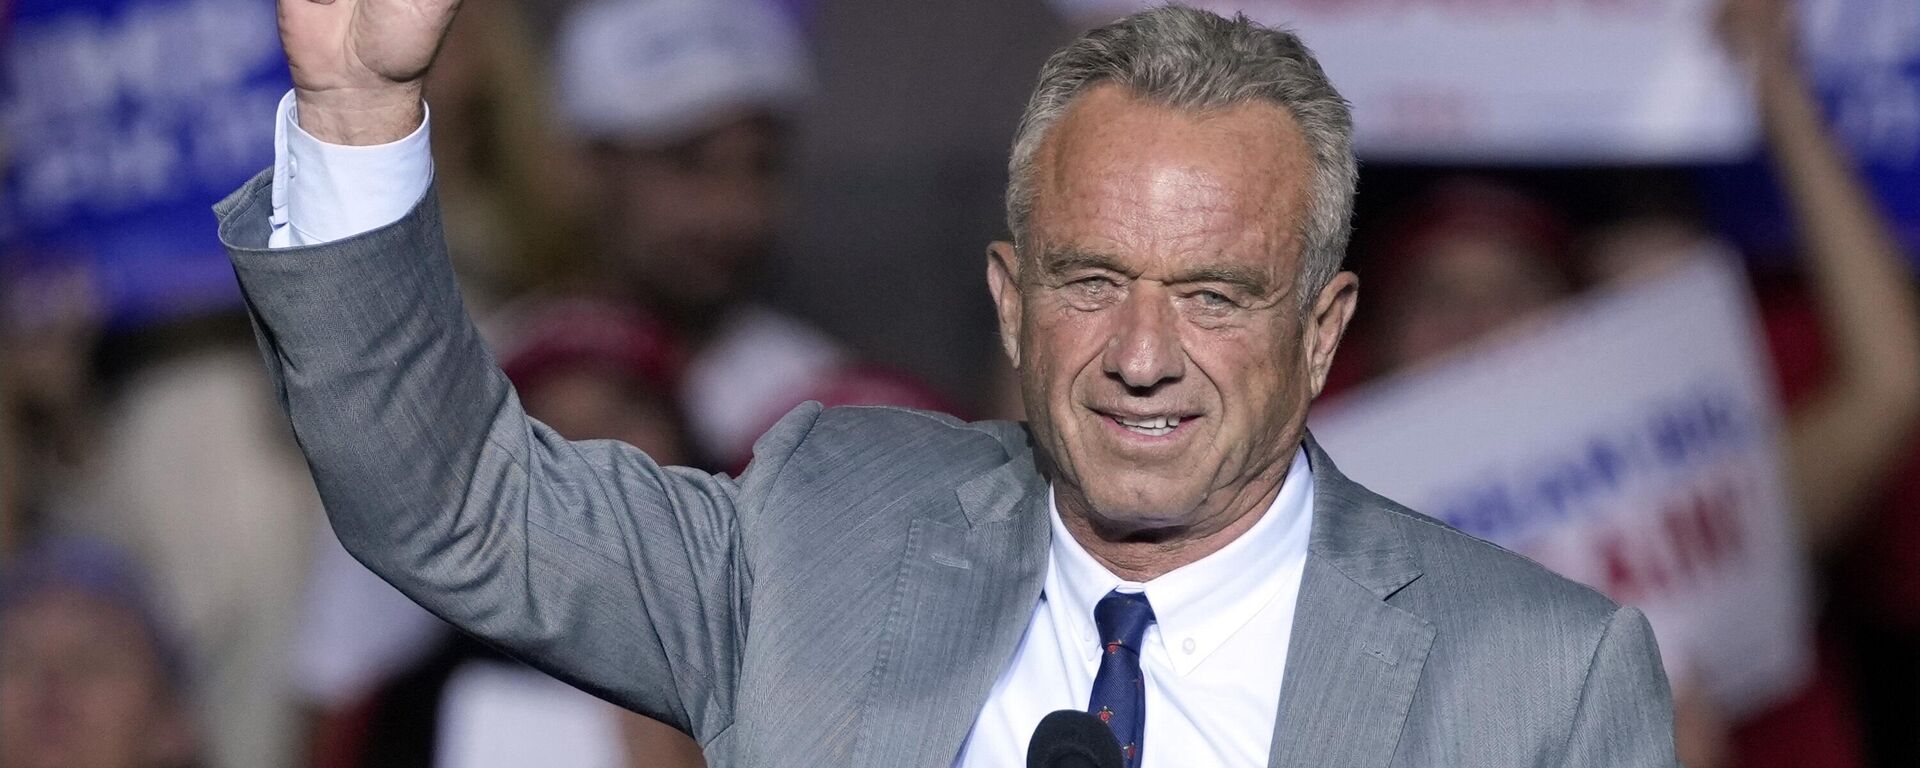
[223,1,1677,765]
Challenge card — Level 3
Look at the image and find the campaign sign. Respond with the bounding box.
[1049,0,1758,162]
[3,0,287,328]
[1310,254,1811,716]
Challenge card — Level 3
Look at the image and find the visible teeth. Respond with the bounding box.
[1114,415,1181,435]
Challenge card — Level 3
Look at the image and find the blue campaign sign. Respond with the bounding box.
[3,0,288,329]
[1696,0,1920,266]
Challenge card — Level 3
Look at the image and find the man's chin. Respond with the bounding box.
[1072,488,1209,541]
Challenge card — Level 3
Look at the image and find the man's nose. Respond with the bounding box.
[1103,283,1185,390]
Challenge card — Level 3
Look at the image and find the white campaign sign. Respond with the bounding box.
[1050,0,1760,162]
[1309,255,1811,716]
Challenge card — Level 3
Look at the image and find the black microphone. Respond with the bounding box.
[1026,709,1125,768]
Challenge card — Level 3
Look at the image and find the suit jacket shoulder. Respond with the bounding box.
[1374,487,1620,636]
[741,404,1028,529]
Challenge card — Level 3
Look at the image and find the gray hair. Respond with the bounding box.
[1006,4,1357,308]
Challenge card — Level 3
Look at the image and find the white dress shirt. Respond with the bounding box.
[266,93,1315,765]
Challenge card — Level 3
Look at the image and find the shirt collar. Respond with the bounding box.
[1044,448,1315,676]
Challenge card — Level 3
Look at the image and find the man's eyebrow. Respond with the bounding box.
[1034,247,1278,294]
[1169,265,1273,293]
[1038,247,1130,276]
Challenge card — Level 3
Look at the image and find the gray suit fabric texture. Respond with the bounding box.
[216,171,1678,767]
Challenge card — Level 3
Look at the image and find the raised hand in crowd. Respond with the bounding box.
[1721,0,1920,553]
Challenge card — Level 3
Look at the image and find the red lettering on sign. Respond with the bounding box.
[1596,477,1745,603]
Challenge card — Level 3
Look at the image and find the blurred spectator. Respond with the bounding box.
[1356,176,1578,375]
[54,326,322,768]
[552,0,952,472]
[1,538,199,768]
[490,298,689,458]
[778,0,1065,410]
[422,0,585,311]
[0,265,105,552]
[299,297,704,768]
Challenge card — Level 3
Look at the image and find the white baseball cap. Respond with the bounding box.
[555,0,815,144]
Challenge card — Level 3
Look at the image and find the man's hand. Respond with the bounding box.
[280,0,462,145]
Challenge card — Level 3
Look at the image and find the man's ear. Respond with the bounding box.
[1304,270,1359,399]
[986,241,1024,368]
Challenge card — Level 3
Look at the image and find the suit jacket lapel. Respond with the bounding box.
[851,448,1051,768]
[1268,435,1437,768]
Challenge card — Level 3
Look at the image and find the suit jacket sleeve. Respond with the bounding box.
[1557,606,1680,767]
[215,170,794,743]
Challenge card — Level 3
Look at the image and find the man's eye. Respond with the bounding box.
[1065,275,1121,295]
[1193,290,1233,308]
[1057,275,1122,308]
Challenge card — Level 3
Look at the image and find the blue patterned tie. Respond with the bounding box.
[1088,590,1156,767]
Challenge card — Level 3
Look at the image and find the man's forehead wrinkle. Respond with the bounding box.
[1043,168,1272,249]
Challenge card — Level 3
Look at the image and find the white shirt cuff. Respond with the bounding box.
[268,90,434,248]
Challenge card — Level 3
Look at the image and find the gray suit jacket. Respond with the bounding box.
[217,173,1677,767]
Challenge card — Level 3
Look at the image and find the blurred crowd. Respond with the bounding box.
[3,0,1918,767]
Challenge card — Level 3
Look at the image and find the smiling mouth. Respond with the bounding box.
[1094,408,1200,440]
[1111,413,1182,436]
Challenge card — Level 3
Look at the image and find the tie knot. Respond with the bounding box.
[1093,590,1156,652]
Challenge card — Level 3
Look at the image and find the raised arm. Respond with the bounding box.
[1722,0,1920,552]
[213,0,796,741]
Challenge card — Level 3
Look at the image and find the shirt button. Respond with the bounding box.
[1182,638,1196,654]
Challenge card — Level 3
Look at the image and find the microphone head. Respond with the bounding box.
[1026,709,1125,768]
